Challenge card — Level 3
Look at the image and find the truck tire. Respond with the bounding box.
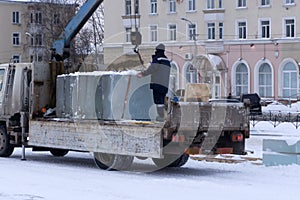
[167,154,189,167]
[0,126,14,157]
[93,152,133,171]
[152,154,189,169]
[50,149,69,157]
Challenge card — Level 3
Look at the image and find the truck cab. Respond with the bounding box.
[0,63,32,153]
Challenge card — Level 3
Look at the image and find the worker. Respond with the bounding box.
[137,43,171,121]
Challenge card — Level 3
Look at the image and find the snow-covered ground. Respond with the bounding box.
[1,121,300,200]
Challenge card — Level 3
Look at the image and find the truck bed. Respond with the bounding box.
[29,119,163,158]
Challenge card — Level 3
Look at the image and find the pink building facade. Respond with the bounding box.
[104,0,300,101]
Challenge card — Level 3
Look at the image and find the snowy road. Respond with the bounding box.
[1,122,300,200]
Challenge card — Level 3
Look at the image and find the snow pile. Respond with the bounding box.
[262,101,289,113]
[262,101,300,114]
[290,101,300,112]
[63,70,139,77]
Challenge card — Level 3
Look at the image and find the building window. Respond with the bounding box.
[207,23,215,40]
[12,33,20,46]
[12,55,20,63]
[282,62,298,98]
[260,0,270,6]
[285,0,295,5]
[125,27,132,42]
[260,20,270,38]
[284,18,295,38]
[125,0,131,15]
[30,54,43,62]
[235,63,248,96]
[31,11,42,24]
[218,0,223,8]
[35,34,43,46]
[134,0,139,14]
[168,24,177,41]
[150,0,157,14]
[237,0,246,7]
[29,36,34,46]
[185,63,197,84]
[259,63,272,97]
[188,0,196,11]
[30,55,34,63]
[12,11,20,24]
[207,0,222,9]
[219,22,223,39]
[215,75,221,98]
[188,23,196,40]
[207,0,215,9]
[150,25,158,42]
[36,12,42,24]
[37,54,43,62]
[237,21,247,39]
[169,0,176,13]
[30,12,34,23]
[53,13,60,25]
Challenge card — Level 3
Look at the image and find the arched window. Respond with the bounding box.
[259,63,272,97]
[185,63,197,84]
[235,63,248,96]
[282,62,298,98]
[169,62,179,92]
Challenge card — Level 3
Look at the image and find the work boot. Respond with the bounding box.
[156,104,165,121]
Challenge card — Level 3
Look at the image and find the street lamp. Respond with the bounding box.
[25,32,33,37]
[25,32,35,62]
[181,17,198,83]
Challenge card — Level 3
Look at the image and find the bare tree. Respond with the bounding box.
[74,0,104,66]
[24,0,77,61]
[24,0,104,67]
[89,4,104,54]
[74,27,93,61]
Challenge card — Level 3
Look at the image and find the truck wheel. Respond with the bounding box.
[152,154,189,169]
[50,149,69,157]
[0,126,14,157]
[93,152,133,171]
[167,154,189,167]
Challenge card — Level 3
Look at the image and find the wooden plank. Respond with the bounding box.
[28,119,163,158]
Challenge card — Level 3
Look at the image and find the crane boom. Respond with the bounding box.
[52,0,104,61]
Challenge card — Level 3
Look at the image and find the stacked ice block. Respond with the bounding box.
[263,139,300,166]
[56,71,157,121]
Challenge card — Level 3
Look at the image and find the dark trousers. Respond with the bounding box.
[153,90,166,104]
[152,90,166,120]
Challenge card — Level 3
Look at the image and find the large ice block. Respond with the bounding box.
[56,71,157,120]
[263,139,300,166]
[263,139,300,154]
[263,153,300,166]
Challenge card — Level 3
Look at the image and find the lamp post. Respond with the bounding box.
[25,32,34,62]
[181,17,198,83]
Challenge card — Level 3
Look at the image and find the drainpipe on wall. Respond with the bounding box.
[225,51,229,97]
